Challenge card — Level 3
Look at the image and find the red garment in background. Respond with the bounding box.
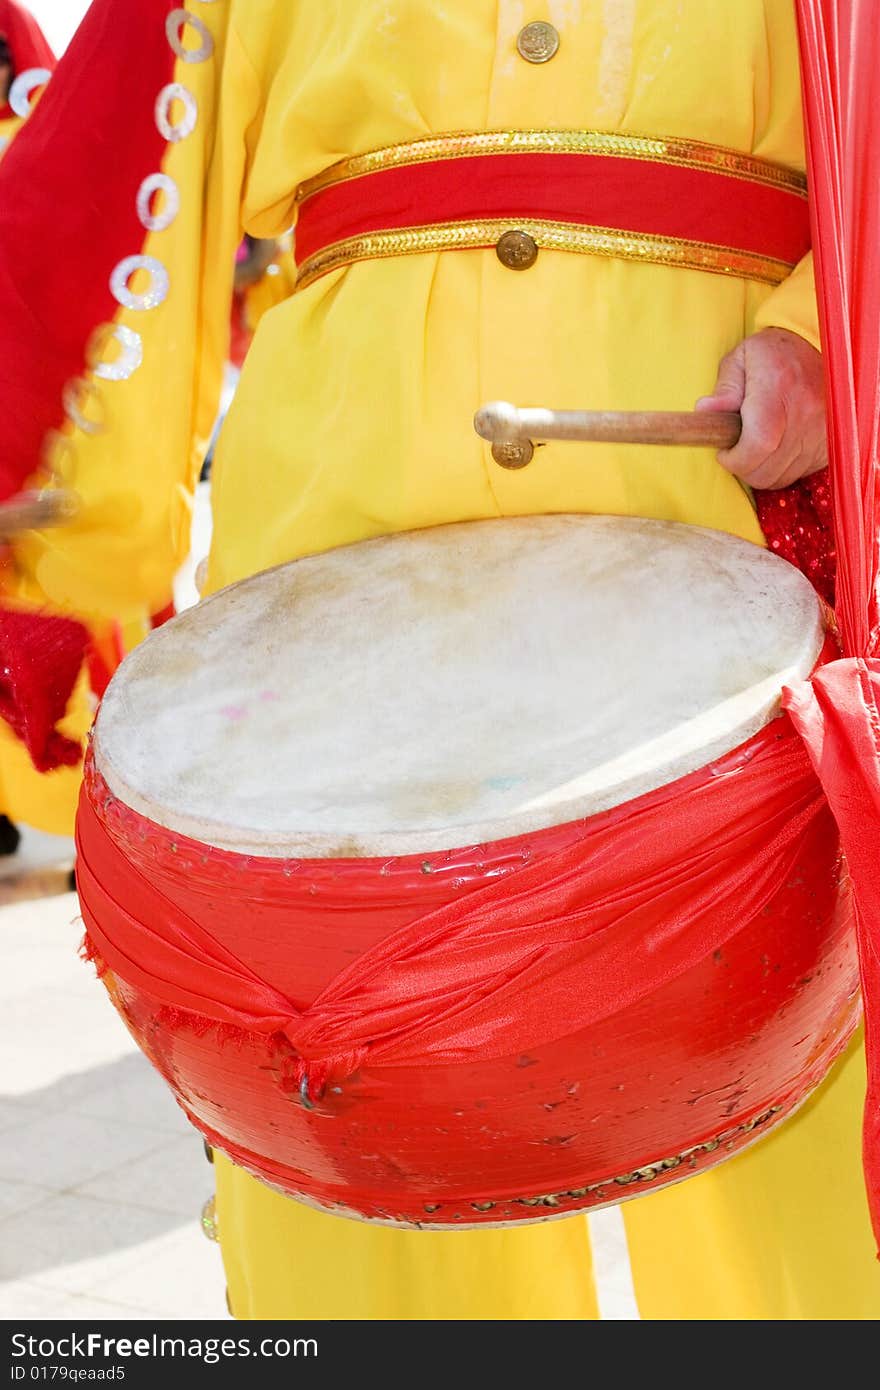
[0,1,173,769]
[0,606,83,769]
[0,4,78,770]
[0,0,55,122]
[0,0,171,503]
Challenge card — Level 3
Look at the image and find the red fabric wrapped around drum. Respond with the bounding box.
[76,516,858,1227]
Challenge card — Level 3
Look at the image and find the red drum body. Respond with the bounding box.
[79,518,859,1227]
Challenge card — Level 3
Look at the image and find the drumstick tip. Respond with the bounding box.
[474,400,520,442]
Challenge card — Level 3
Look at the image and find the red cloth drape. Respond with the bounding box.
[0,606,86,770]
[781,0,880,1248]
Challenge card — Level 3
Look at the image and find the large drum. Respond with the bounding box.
[78,516,859,1227]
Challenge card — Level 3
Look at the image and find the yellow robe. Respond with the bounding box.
[10,0,879,1317]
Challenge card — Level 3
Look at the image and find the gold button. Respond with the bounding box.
[492,440,535,469]
[496,229,539,270]
[516,21,560,64]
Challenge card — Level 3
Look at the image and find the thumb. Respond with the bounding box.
[696,343,746,412]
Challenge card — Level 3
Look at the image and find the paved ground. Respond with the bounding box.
[0,480,225,1322]
[0,830,229,1321]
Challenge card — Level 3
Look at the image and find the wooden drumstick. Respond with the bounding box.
[0,490,79,540]
[474,401,743,469]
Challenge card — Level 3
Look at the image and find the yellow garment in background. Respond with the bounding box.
[0,10,235,833]
[0,114,23,150]
[1,103,84,833]
[0,680,90,834]
[9,1,876,1316]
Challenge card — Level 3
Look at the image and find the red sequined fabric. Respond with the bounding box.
[756,472,836,605]
[0,607,89,771]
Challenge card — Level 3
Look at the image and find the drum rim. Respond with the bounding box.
[92,515,826,859]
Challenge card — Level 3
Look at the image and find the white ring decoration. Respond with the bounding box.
[110,255,170,312]
[90,324,145,383]
[155,83,198,143]
[166,9,214,63]
[9,68,52,118]
[63,379,104,436]
[136,173,181,232]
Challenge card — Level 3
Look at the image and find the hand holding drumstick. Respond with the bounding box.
[696,327,827,490]
[476,326,827,489]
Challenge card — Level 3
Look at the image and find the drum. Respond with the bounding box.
[78,516,859,1227]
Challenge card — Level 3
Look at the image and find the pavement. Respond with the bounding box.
[0,482,227,1322]
[0,829,229,1321]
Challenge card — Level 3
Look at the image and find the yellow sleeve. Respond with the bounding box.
[9,10,260,628]
[750,2,819,354]
[753,251,820,353]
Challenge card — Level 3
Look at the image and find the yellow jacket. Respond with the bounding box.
[2,0,817,829]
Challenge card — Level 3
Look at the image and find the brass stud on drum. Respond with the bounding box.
[491,439,535,469]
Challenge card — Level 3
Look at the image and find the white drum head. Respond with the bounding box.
[94,517,824,857]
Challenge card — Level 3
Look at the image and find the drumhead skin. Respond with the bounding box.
[93,516,825,857]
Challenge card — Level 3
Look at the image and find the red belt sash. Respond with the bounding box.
[294,130,810,290]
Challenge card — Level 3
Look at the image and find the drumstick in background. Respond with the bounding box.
[0,490,78,540]
[474,401,743,468]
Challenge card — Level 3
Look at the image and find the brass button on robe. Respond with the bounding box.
[516,21,560,64]
[496,229,539,270]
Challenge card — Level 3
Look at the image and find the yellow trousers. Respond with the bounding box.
[216,1030,879,1320]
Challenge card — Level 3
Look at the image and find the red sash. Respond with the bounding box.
[294,130,810,290]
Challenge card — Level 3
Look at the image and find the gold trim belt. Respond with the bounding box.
[294,130,809,291]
